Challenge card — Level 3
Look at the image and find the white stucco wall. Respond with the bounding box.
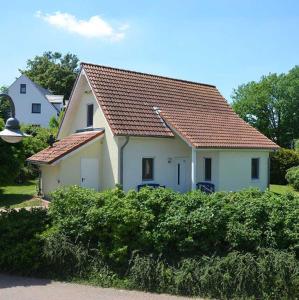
[40,164,60,197]
[59,139,102,189]
[217,150,269,191]
[122,134,191,192]
[41,139,102,197]
[58,75,119,190]
[196,150,220,190]
[8,75,58,127]
[123,138,270,192]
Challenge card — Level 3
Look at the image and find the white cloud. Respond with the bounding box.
[36,11,128,41]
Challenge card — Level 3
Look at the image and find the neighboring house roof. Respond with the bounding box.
[82,63,279,149]
[27,130,104,164]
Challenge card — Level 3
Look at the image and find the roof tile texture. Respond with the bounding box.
[27,131,104,164]
[82,63,278,149]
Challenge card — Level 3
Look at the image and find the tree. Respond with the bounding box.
[0,86,11,121]
[20,51,80,99]
[232,66,299,147]
[0,120,57,185]
[49,109,65,136]
[0,118,25,185]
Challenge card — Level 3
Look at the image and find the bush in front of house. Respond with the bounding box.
[0,122,56,185]
[128,250,299,299]
[3,186,299,298]
[286,166,299,191]
[0,208,50,275]
[270,148,299,184]
[45,186,299,272]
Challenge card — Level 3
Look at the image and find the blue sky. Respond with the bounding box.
[0,0,298,101]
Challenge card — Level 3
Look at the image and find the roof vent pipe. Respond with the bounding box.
[153,106,161,114]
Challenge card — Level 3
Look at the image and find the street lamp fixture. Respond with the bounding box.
[0,93,29,143]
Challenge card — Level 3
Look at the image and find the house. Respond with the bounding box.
[27,63,279,196]
[8,74,64,127]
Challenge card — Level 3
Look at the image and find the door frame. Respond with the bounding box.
[80,157,99,190]
[174,157,189,192]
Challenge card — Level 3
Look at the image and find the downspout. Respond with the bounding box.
[120,136,130,188]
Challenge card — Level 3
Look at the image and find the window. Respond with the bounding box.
[204,158,212,181]
[32,103,41,114]
[251,158,260,179]
[87,104,94,127]
[20,84,26,94]
[142,158,154,181]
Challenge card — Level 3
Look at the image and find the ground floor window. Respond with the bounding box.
[251,158,260,179]
[204,158,212,181]
[142,157,154,181]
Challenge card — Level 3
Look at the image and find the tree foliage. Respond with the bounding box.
[0,86,11,121]
[286,166,299,191]
[49,109,64,136]
[20,51,79,99]
[270,148,299,184]
[232,66,299,147]
[0,118,25,185]
[0,122,55,184]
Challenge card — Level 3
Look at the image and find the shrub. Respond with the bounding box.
[128,250,299,299]
[47,186,299,272]
[286,166,299,191]
[0,123,56,184]
[0,208,50,275]
[3,185,299,298]
[271,148,299,184]
[18,124,55,181]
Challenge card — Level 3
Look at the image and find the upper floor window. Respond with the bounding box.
[251,158,260,179]
[87,104,94,127]
[204,158,212,181]
[142,158,154,181]
[32,103,41,114]
[20,84,26,94]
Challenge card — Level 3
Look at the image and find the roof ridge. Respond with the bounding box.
[81,62,216,88]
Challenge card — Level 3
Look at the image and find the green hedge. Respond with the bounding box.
[286,166,299,191]
[47,186,299,271]
[129,250,299,299]
[2,186,299,298]
[271,148,299,184]
[0,208,49,274]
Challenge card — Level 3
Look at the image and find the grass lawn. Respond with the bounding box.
[269,184,299,195]
[0,180,43,209]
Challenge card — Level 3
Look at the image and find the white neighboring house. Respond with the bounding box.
[8,74,64,127]
[28,63,279,197]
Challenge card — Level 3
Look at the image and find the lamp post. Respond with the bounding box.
[0,93,29,143]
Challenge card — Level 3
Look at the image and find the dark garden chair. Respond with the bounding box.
[196,182,215,194]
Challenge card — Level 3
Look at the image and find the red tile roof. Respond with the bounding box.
[27,130,104,164]
[82,63,278,149]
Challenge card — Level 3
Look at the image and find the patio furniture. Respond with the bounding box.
[196,182,215,194]
[137,183,166,191]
